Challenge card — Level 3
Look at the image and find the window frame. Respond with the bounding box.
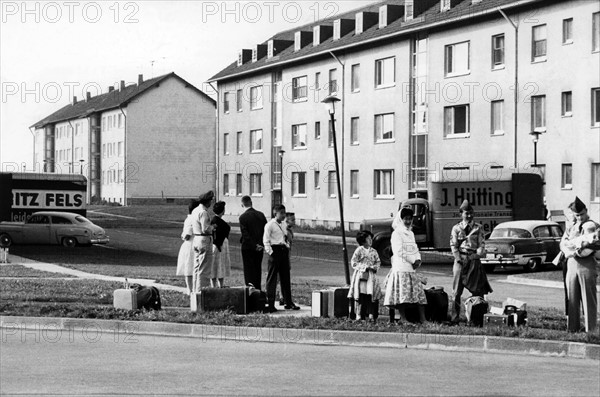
[328,69,338,95]
[236,131,243,154]
[532,24,547,62]
[249,129,263,153]
[561,91,572,117]
[374,169,395,199]
[292,75,308,102]
[375,56,396,89]
[327,171,337,198]
[492,34,505,69]
[236,174,243,196]
[374,113,395,143]
[562,18,573,45]
[350,170,359,198]
[249,173,262,196]
[350,117,360,145]
[314,121,321,140]
[594,12,600,53]
[531,95,546,132]
[561,164,573,190]
[291,124,308,150]
[592,88,600,127]
[223,174,229,196]
[223,92,230,114]
[444,41,470,77]
[491,100,504,136]
[292,172,307,196]
[592,163,600,202]
[250,85,263,110]
[223,133,229,155]
[351,64,360,92]
[236,89,243,112]
[444,104,470,138]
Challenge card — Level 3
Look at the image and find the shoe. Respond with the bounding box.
[279,299,285,306]
[284,304,300,310]
[267,306,278,313]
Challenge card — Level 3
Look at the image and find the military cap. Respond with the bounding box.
[568,196,586,213]
[459,200,474,212]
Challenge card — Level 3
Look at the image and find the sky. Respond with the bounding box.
[0,0,378,171]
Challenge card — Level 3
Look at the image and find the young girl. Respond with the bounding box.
[348,231,382,321]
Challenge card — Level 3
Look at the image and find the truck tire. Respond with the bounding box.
[525,258,542,272]
[62,237,77,248]
[0,234,12,248]
[373,237,392,267]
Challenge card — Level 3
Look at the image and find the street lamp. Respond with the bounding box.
[278,149,285,204]
[321,94,351,286]
[529,130,545,167]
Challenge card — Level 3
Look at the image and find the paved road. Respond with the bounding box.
[1,332,598,396]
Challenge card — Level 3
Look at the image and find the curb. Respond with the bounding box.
[504,276,564,289]
[1,315,598,361]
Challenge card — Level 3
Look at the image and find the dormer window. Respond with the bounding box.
[356,13,364,35]
[334,20,341,40]
[379,7,387,28]
[268,40,274,58]
[238,52,243,66]
[405,0,414,21]
[252,48,258,62]
[355,12,378,35]
[379,5,404,29]
[294,31,312,51]
[294,31,302,51]
[314,26,320,46]
[441,0,451,12]
[333,19,354,41]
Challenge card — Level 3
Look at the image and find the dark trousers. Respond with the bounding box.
[242,249,263,290]
[356,294,379,320]
[266,246,292,306]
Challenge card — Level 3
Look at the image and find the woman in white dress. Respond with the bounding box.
[176,200,199,294]
[384,207,428,324]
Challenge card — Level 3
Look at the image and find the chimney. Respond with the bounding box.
[379,4,404,28]
[252,44,268,62]
[120,80,126,91]
[333,19,354,41]
[294,31,313,51]
[138,74,144,85]
[73,96,77,105]
[237,49,252,66]
[108,86,115,92]
[86,92,91,101]
[313,25,333,46]
[267,39,293,58]
[355,12,378,35]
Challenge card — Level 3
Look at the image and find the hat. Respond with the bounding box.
[198,190,214,201]
[568,196,586,213]
[459,200,474,212]
[400,206,414,219]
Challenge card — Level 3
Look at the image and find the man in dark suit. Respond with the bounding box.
[239,196,267,289]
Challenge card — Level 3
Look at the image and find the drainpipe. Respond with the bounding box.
[28,127,35,172]
[329,51,345,222]
[498,8,519,169]
[67,120,75,173]
[119,106,127,206]
[208,82,219,200]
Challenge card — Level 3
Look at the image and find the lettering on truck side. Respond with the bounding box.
[12,190,84,210]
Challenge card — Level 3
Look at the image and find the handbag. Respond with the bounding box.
[551,251,566,267]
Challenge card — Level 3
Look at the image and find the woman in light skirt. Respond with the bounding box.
[210,201,231,288]
[176,199,200,294]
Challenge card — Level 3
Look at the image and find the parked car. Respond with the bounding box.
[481,220,563,273]
[0,211,109,248]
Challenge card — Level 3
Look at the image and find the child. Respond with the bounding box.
[348,231,382,321]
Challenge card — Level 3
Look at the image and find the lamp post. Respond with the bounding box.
[529,130,544,167]
[321,95,351,286]
[278,149,285,205]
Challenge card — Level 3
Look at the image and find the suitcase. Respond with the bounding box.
[325,287,350,318]
[464,296,489,327]
[424,286,449,322]
[503,305,527,326]
[135,286,161,310]
[311,290,329,317]
[248,287,267,313]
[484,313,512,327]
[113,288,137,310]
[190,287,249,314]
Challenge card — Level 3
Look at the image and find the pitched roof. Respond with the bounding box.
[31,72,215,129]
[208,0,541,83]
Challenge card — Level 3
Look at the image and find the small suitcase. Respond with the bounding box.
[311,290,329,317]
[465,296,489,327]
[424,286,449,322]
[484,313,512,327]
[191,287,248,314]
[503,305,527,326]
[113,288,137,310]
[135,286,162,310]
[248,287,267,313]
[325,287,350,318]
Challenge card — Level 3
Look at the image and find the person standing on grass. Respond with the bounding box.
[263,204,299,312]
[560,196,599,333]
[191,191,215,293]
[210,201,231,288]
[278,212,296,306]
[239,196,268,290]
[348,230,382,321]
[176,199,200,294]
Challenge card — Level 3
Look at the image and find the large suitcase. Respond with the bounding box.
[424,286,449,322]
[325,287,350,318]
[135,286,162,310]
[464,296,489,327]
[113,288,137,310]
[311,290,329,317]
[190,287,249,314]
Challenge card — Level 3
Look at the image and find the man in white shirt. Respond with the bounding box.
[263,205,299,312]
[191,190,214,292]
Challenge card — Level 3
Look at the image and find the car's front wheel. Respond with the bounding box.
[61,237,77,248]
[373,237,392,267]
[0,234,12,248]
[525,258,542,272]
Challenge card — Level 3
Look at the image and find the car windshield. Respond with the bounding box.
[490,228,532,239]
[74,216,91,224]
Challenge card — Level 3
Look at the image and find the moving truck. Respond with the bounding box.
[360,173,544,265]
[0,172,87,222]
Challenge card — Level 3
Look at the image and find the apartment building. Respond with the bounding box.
[32,72,216,204]
[209,0,600,227]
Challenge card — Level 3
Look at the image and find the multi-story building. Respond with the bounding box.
[209,0,600,227]
[32,72,216,204]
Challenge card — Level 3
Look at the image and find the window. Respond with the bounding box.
[531,95,546,132]
[492,34,505,68]
[328,69,337,95]
[112,116,116,128]
[250,86,263,110]
[102,144,106,158]
[593,88,600,126]
[405,0,413,21]
[375,57,395,88]
[375,113,394,142]
[237,89,243,112]
[333,19,341,40]
[75,123,80,136]
[315,72,320,90]
[314,121,321,139]
[118,169,123,183]
[594,12,600,52]
[314,170,320,190]
[350,117,359,145]
[533,226,551,238]
[107,116,112,130]
[445,41,470,76]
[250,173,262,195]
[561,91,572,117]
[328,120,335,147]
[374,170,394,198]
[592,163,600,202]
[250,129,263,153]
[563,18,573,44]
[561,164,573,189]
[223,174,229,196]
[292,76,307,101]
[350,170,359,197]
[444,105,470,137]
[223,92,230,113]
[441,0,450,12]
[351,64,360,92]
[491,100,504,135]
[328,171,336,197]
[532,24,547,61]
[237,131,243,154]
[102,117,106,132]
[118,141,123,156]
[236,174,243,195]
[292,124,307,149]
[292,172,306,196]
[223,133,229,155]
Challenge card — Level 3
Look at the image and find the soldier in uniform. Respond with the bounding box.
[449,200,493,323]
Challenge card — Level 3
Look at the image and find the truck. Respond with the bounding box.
[360,173,544,266]
[0,172,87,222]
